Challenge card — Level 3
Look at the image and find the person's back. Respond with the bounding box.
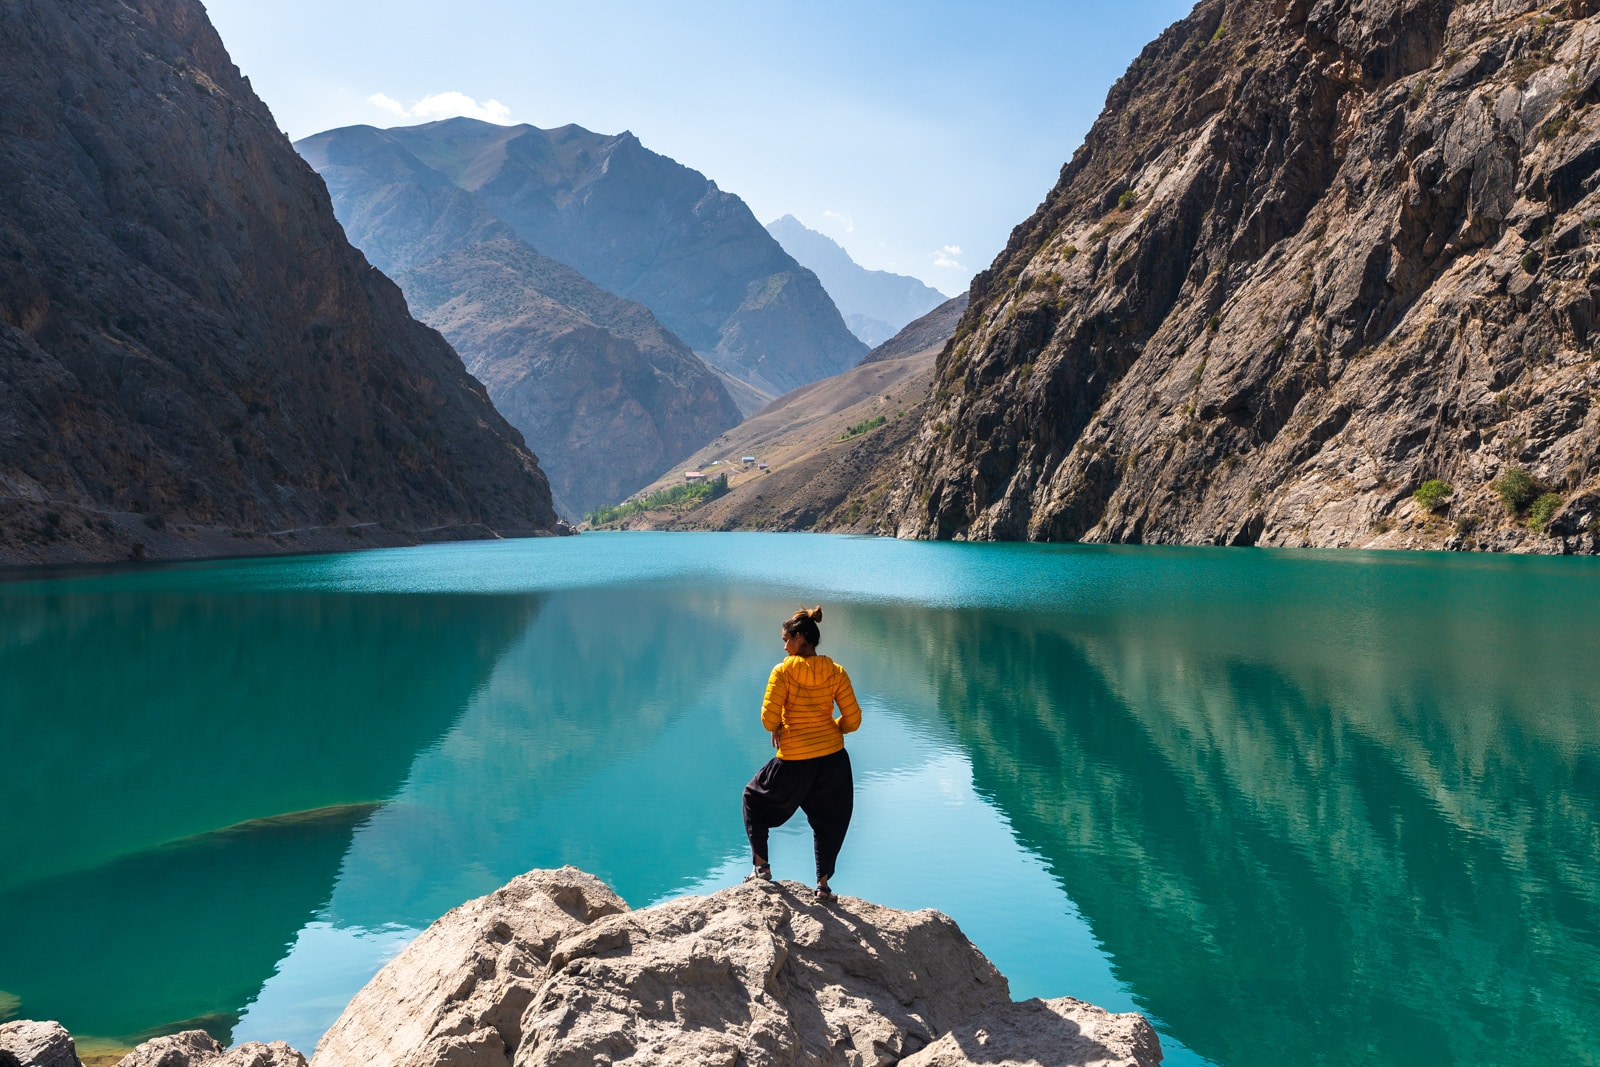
[742,606,861,902]
[763,653,861,761]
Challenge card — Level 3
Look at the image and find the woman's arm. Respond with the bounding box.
[834,667,862,734]
[761,663,788,733]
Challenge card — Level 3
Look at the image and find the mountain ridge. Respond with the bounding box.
[600,296,966,532]
[362,118,869,396]
[766,215,949,347]
[297,124,742,519]
[876,0,1600,554]
[0,0,557,564]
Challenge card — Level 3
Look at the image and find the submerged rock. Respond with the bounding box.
[311,866,1160,1067]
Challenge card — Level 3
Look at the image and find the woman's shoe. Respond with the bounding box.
[745,862,772,882]
[815,880,836,902]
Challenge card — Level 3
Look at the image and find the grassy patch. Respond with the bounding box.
[586,474,729,525]
[839,414,888,441]
[1528,492,1563,533]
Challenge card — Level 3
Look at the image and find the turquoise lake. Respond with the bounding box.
[2,532,1598,1066]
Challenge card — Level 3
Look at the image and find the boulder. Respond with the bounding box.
[3,869,1161,1067]
[312,867,1160,1067]
[0,1021,83,1067]
[113,1032,305,1067]
[899,997,1163,1067]
[311,867,629,1067]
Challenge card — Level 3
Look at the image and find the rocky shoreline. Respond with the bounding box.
[0,868,1162,1067]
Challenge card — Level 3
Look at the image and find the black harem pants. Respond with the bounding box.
[742,747,854,882]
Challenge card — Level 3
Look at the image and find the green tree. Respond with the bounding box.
[1413,479,1453,513]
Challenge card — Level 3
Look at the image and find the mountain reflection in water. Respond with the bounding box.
[0,535,1595,1067]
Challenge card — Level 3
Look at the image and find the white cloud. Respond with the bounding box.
[366,91,514,125]
[366,93,409,118]
[821,210,855,234]
[932,245,963,269]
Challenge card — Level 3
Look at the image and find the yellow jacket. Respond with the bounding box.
[761,654,862,760]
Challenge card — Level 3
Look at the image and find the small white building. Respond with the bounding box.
[742,456,756,466]
[684,471,704,481]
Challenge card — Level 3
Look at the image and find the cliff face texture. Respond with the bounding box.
[887,0,1600,553]
[0,0,556,564]
[296,125,741,519]
[362,119,868,397]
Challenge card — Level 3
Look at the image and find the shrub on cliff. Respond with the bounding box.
[1528,492,1564,534]
[1492,468,1544,516]
[1413,479,1453,513]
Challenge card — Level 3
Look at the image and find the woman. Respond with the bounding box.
[741,606,862,902]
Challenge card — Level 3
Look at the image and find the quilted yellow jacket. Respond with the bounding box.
[761,654,862,760]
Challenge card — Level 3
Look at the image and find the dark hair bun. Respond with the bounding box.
[782,606,824,649]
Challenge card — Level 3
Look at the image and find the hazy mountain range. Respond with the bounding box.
[303,120,865,397]
[296,119,879,516]
[297,122,742,518]
[613,295,968,533]
[765,215,948,347]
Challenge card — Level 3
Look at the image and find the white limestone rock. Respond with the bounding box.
[899,997,1163,1067]
[311,866,1156,1067]
[0,1021,84,1067]
[113,1030,306,1067]
[311,866,628,1067]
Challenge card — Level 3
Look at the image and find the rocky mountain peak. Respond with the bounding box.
[884,0,1600,553]
[766,215,950,347]
[350,117,867,396]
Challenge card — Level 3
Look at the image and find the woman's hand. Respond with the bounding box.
[771,730,781,750]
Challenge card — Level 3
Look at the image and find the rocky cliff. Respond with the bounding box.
[359,118,868,396]
[0,0,557,564]
[296,125,741,519]
[884,0,1600,553]
[767,215,950,347]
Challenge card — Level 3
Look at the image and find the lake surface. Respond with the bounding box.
[2,533,1598,1066]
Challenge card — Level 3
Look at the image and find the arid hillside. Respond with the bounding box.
[595,297,965,531]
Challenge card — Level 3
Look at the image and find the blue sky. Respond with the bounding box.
[203,0,1195,292]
